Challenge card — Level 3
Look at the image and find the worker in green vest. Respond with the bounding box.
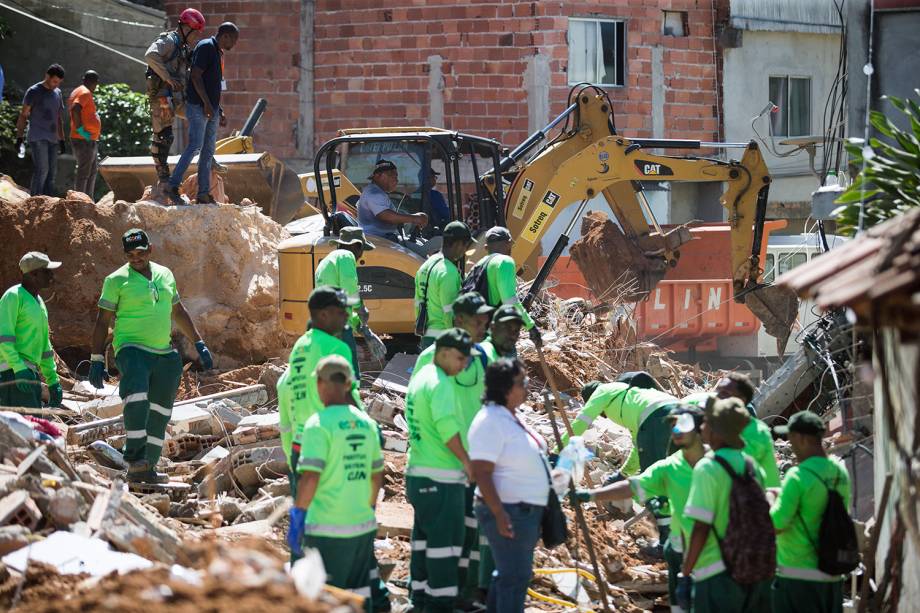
[771,411,850,613]
[281,286,363,509]
[287,355,390,612]
[414,221,472,350]
[0,252,63,409]
[473,227,540,345]
[683,389,781,488]
[577,404,706,613]
[314,226,386,375]
[410,292,494,605]
[479,304,524,362]
[405,328,474,613]
[90,229,213,484]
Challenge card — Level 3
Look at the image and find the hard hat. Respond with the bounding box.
[179,8,206,31]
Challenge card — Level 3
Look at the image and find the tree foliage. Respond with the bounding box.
[835,90,920,235]
[94,83,151,157]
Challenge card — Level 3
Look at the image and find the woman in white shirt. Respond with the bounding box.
[469,358,550,613]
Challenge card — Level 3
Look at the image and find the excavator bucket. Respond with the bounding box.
[570,211,691,302]
[742,283,800,354]
[98,151,306,224]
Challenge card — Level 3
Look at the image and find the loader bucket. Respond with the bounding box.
[743,283,799,354]
[98,152,305,224]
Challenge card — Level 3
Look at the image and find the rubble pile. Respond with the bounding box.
[0,179,292,368]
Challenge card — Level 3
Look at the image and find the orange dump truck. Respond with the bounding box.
[541,220,795,359]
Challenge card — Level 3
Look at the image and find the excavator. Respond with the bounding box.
[287,85,799,348]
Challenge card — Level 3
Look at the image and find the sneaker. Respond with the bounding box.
[164,184,184,206]
[126,460,169,484]
[195,193,217,204]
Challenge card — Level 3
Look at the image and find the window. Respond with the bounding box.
[568,18,625,86]
[662,11,687,37]
[769,76,811,136]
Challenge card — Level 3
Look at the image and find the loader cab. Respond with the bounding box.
[312,129,506,242]
[278,129,505,336]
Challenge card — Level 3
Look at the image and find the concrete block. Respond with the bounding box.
[48,487,84,528]
[0,524,32,556]
[0,491,42,530]
[2,530,153,576]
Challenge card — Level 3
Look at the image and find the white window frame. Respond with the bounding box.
[567,17,626,88]
[769,75,812,137]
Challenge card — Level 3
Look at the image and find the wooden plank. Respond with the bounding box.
[376,501,413,538]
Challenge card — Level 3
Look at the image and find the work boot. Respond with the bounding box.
[196,193,217,204]
[125,460,169,484]
[163,183,184,206]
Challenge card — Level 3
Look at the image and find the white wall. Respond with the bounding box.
[723,30,842,204]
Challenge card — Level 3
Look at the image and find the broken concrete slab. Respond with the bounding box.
[215,519,273,537]
[171,404,214,435]
[0,525,33,556]
[48,487,84,528]
[2,530,154,576]
[371,353,417,395]
[376,501,413,538]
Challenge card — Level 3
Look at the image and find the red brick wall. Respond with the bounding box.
[166,0,722,157]
[164,0,304,158]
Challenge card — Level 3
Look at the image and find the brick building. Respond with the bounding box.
[163,0,723,164]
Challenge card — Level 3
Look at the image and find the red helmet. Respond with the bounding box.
[179,8,206,31]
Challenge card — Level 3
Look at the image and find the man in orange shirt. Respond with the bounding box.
[68,70,102,198]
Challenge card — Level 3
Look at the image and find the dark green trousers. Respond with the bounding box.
[692,571,771,613]
[304,531,391,612]
[407,476,465,613]
[459,484,480,600]
[638,404,675,543]
[771,577,843,613]
[342,325,361,378]
[664,540,686,611]
[116,347,183,465]
[478,532,495,590]
[0,369,41,408]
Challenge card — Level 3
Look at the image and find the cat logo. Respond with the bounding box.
[634,160,674,176]
[523,179,534,191]
[542,190,560,207]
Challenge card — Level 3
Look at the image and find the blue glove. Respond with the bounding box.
[48,383,63,407]
[675,573,692,611]
[76,126,92,141]
[287,507,306,557]
[571,490,592,504]
[88,360,108,389]
[14,369,36,394]
[195,340,213,370]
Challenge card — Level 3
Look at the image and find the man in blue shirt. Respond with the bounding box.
[414,166,450,229]
[357,159,429,256]
[166,22,239,206]
[15,64,66,196]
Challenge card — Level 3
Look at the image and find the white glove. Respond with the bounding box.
[362,326,387,363]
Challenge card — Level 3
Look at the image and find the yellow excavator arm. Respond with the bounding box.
[489,88,796,345]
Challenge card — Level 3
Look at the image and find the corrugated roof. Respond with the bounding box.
[777,207,920,319]
[730,0,843,34]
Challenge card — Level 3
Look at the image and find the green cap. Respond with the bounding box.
[443,221,472,242]
[452,292,495,316]
[774,411,826,437]
[332,226,375,250]
[704,397,750,442]
[313,354,354,382]
[492,304,524,324]
[435,327,473,356]
[581,380,601,402]
[308,285,358,310]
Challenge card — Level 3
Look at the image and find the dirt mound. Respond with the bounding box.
[0,195,292,367]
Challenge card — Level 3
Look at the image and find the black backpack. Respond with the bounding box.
[797,465,859,575]
[461,255,496,304]
[712,455,777,585]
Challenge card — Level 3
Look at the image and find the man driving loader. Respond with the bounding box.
[357,159,429,257]
[144,8,206,199]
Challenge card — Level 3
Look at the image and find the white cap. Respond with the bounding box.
[19,252,62,274]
